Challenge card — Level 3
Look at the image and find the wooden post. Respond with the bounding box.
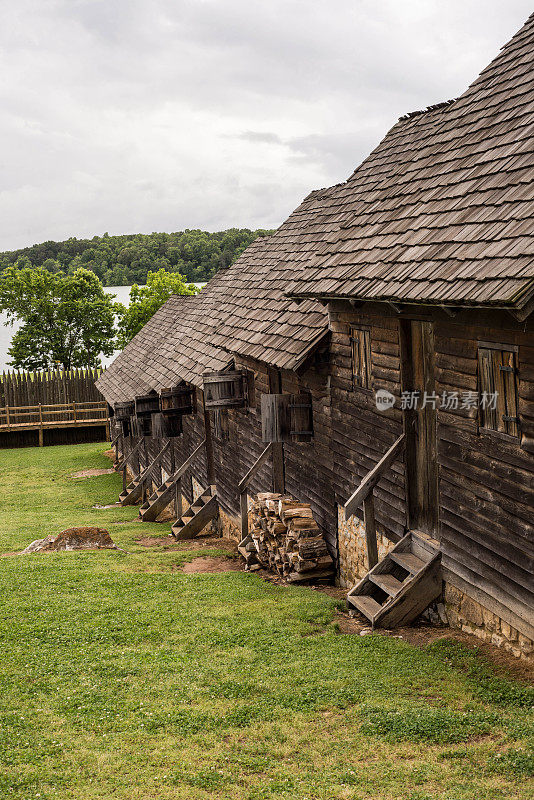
[122,466,127,492]
[240,490,249,540]
[38,404,43,447]
[203,399,216,486]
[363,493,378,569]
[175,477,183,519]
[272,443,285,494]
[72,401,77,422]
[6,405,10,429]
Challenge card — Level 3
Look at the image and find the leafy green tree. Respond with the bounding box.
[0,265,119,370]
[116,269,199,348]
[0,228,273,287]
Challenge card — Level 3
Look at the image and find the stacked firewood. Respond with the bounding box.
[238,492,335,583]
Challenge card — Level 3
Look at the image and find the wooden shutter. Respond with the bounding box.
[478,346,519,438]
[350,328,371,389]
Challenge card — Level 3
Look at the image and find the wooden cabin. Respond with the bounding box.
[288,16,534,654]
[97,14,533,659]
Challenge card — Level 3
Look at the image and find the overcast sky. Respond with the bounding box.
[0,0,532,251]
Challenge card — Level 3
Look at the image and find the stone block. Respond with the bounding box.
[444,584,462,606]
[460,596,484,627]
[519,634,534,655]
[482,607,498,632]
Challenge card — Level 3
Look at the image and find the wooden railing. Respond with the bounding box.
[120,439,172,496]
[0,401,109,445]
[238,443,274,539]
[344,433,406,569]
[169,438,206,518]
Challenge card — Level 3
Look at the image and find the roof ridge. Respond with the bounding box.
[398,98,458,122]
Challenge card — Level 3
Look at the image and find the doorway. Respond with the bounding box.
[400,319,439,536]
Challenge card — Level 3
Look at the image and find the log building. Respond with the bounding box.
[97,15,534,659]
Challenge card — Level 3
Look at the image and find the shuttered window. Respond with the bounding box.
[478,345,519,438]
[350,328,372,389]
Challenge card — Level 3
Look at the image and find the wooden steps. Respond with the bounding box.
[347,530,441,628]
[139,474,178,521]
[171,487,218,540]
[119,474,144,506]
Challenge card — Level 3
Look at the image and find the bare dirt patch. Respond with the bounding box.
[70,468,115,478]
[103,449,115,460]
[181,556,242,574]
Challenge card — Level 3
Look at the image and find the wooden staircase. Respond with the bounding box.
[171,487,218,540]
[343,433,442,628]
[347,530,441,627]
[139,473,179,521]
[119,473,146,506]
[117,441,171,507]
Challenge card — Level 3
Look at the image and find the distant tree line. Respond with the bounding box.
[0,228,273,286]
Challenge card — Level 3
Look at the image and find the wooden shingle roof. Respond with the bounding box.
[289,14,534,311]
[96,186,341,403]
[96,295,199,405]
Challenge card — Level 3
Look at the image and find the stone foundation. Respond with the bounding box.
[217,505,242,542]
[444,584,533,662]
[336,504,533,661]
[337,504,395,588]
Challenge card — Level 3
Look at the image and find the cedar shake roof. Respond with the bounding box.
[96,189,337,403]
[99,15,534,406]
[288,14,534,310]
[96,295,198,405]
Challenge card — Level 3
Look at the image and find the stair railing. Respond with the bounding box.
[344,433,406,569]
[116,437,145,491]
[237,443,274,540]
[170,438,207,519]
[137,440,172,501]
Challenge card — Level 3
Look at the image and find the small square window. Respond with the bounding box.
[478,345,519,438]
[350,328,372,389]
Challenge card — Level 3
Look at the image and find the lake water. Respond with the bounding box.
[1,285,143,371]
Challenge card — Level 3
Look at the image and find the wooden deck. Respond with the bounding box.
[0,402,110,445]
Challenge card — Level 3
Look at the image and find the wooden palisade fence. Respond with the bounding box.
[0,368,109,448]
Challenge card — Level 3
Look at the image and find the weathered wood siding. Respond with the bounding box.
[327,300,534,640]
[209,355,337,559]
[328,302,407,542]
[433,314,534,641]
[116,354,338,559]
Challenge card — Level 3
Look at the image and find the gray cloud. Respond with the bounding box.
[0,0,532,249]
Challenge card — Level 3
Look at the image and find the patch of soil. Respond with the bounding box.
[181,556,242,574]
[103,449,115,460]
[70,468,114,478]
[93,503,121,510]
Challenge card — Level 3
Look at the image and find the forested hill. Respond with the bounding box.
[0,228,273,286]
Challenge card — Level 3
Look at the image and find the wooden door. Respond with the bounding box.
[400,320,439,536]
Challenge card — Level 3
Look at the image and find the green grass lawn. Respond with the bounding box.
[0,441,532,800]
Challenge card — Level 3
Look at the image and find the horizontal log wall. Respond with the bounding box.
[114,355,339,560]
[327,301,534,640]
[328,302,407,543]
[434,314,534,641]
